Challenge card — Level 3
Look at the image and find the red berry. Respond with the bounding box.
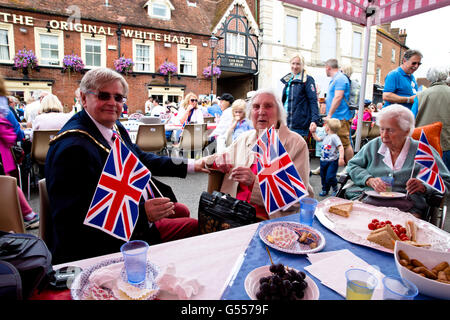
[385,220,392,225]
[368,223,376,230]
[372,219,379,224]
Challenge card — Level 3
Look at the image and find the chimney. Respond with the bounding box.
[398,29,407,45]
[380,23,391,33]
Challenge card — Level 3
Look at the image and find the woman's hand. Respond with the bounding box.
[214,153,233,173]
[230,166,256,187]
[366,177,388,192]
[406,178,426,195]
[144,197,174,222]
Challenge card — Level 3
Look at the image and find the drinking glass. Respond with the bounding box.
[382,276,418,300]
[345,268,378,300]
[381,176,394,192]
[121,240,149,284]
[299,197,318,226]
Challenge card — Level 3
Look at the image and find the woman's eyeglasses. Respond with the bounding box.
[87,91,127,103]
[190,99,198,103]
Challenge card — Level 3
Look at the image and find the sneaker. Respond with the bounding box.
[319,190,328,197]
[311,166,320,175]
[24,214,40,229]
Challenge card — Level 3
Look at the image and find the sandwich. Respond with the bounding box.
[328,202,353,217]
[366,224,400,250]
[405,220,417,242]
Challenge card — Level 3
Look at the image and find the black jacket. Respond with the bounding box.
[45,109,188,264]
[281,71,320,131]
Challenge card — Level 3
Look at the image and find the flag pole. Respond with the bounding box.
[149,178,163,198]
[406,162,416,198]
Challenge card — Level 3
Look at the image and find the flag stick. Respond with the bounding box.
[149,178,163,198]
[406,162,416,197]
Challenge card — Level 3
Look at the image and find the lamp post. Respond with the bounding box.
[209,35,218,103]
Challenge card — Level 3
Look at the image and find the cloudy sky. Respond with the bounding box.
[391,5,450,78]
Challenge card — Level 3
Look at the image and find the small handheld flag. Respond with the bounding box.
[84,138,151,241]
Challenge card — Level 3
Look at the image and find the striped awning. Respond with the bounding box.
[279,0,450,26]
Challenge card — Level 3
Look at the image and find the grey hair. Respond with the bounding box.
[403,49,423,61]
[376,104,415,136]
[325,58,339,69]
[247,88,287,126]
[32,90,42,101]
[79,68,129,96]
[426,66,449,83]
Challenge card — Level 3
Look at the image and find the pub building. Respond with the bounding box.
[0,0,259,114]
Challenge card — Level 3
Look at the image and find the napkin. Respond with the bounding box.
[270,226,299,248]
[305,249,384,300]
[155,263,203,300]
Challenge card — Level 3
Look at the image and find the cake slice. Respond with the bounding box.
[405,220,417,242]
[328,202,353,217]
[366,224,400,250]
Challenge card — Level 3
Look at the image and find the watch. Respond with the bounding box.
[406,97,410,104]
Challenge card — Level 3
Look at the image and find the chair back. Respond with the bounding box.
[135,124,167,153]
[179,124,207,151]
[0,176,25,233]
[140,116,161,124]
[367,123,380,139]
[31,130,59,165]
[207,171,225,194]
[38,179,51,247]
[360,121,372,139]
[204,116,215,124]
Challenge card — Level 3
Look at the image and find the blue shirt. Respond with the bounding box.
[207,104,222,117]
[326,72,352,120]
[383,67,418,109]
[232,119,253,141]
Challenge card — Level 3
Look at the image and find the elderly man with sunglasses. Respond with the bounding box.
[382,49,422,110]
[45,68,208,264]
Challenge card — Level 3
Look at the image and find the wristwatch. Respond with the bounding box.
[406,97,411,104]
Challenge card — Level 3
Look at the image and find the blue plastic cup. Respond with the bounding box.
[382,276,418,300]
[120,240,149,284]
[381,176,394,192]
[299,197,318,226]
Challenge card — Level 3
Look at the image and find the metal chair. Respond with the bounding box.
[38,178,52,248]
[171,124,208,159]
[351,121,372,148]
[135,124,168,155]
[367,123,380,140]
[203,116,215,124]
[0,175,25,233]
[28,130,59,200]
[335,173,447,230]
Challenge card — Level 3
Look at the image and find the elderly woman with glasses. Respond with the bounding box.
[199,88,314,221]
[45,67,207,264]
[345,104,450,219]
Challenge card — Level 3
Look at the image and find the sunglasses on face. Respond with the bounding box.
[87,91,127,103]
[411,62,422,66]
[190,99,198,103]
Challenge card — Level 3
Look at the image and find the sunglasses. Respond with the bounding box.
[87,91,127,103]
[411,62,422,66]
[190,99,198,103]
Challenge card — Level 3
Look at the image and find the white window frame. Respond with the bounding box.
[80,33,106,69]
[0,22,15,64]
[391,48,396,63]
[226,33,246,56]
[377,41,383,57]
[132,39,155,73]
[145,0,174,20]
[352,31,362,58]
[177,44,197,76]
[34,27,64,67]
[376,67,381,84]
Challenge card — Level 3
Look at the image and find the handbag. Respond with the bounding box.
[198,191,256,234]
[10,145,24,165]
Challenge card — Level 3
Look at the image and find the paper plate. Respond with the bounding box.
[259,221,326,254]
[245,265,319,300]
[365,190,406,199]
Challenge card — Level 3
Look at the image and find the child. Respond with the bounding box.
[311,118,345,196]
[224,99,253,146]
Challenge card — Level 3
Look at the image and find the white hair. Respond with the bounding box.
[247,88,287,126]
[426,66,449,83]
[376,104,415,136]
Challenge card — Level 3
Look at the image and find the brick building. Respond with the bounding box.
[0,0,259,114]
[373,23,408,103]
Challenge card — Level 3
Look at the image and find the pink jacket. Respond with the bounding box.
[0,117,17,174]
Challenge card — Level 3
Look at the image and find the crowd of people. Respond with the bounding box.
[0,47,449,265]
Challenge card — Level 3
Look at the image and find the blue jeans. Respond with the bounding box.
[443,150,450,172]
[320,159,339,192]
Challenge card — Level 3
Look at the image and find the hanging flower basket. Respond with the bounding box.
[62,54,85,74]
[114,57,134,75]
[13,49,39,76]
[203,66,221,78]
[158,60,177,84]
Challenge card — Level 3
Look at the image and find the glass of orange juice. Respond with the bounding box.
[345,269,378,300]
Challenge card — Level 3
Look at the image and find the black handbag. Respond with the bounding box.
[198,191,256,234]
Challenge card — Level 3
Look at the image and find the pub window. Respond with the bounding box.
[285,15,298,47]
[34,28,64,67]
[376,67,381,84]
[352,31,362,58]
[226,33,245,56]
[81,34,106,68]
[391,48,396,63]
[178,45,197,76]
[0,23,14,63]
[377,41,383,57]
[133,39,154,73]
[320,14,336,62]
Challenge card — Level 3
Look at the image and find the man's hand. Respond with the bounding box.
[194,158,210,173]
[230,166,255,187]
[406,178,426,195]
[144,197,174,222]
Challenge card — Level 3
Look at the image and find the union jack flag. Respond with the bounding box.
[414,130,445,193]
[252,126,307,215]
[84,138,151,241]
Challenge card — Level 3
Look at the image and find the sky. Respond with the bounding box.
[391,5,450,79]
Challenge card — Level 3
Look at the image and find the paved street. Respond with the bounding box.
[26,156,449,236]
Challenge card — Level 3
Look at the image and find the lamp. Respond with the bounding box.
[209,35,218,102]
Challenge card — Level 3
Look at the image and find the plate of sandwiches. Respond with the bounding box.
[314,197,450,254]
[365,190,406,199]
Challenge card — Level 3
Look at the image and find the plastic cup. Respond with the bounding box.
[381,176,394,192]
[382,276,418,300]
[299,197,318,226]
[345,268,378,300]
[120,240,149,284]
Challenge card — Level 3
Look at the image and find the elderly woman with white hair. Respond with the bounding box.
[200,88,314,220]
[345,104,450,218]
[32,93,72,130]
